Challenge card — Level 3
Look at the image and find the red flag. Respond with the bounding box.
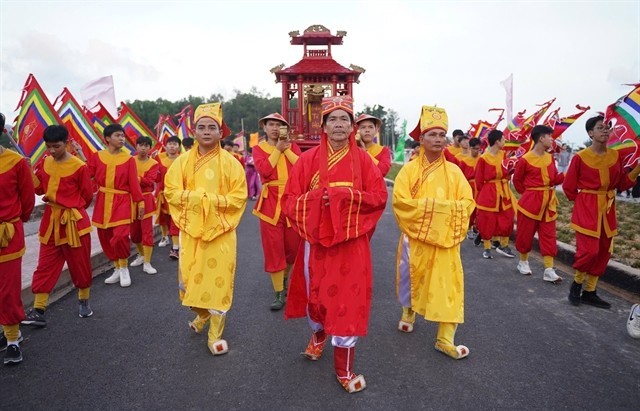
[117,102,161,152]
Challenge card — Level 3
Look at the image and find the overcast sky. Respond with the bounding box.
[1,0,638,147]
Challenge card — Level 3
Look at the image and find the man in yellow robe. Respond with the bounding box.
[164,103,247,356]
[392,106,475,360]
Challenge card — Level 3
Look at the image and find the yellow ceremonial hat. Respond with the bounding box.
[193,102,231,137]
[409,106,448,141]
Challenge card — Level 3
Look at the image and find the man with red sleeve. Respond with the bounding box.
[253,113,302,310]
[355,114,391,177]
[156,136,181,259]
[88,124,144,288]
[513,125,564,283]
[444,129,464,164]
[0,143,35,365]
[564,115,640,308]
[22,126,94,329]
[283,96,387,393]
[130,136,159,274]
[457,137,481,240]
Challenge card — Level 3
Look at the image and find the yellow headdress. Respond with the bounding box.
[409,106,448,140]
[194,103,231,137]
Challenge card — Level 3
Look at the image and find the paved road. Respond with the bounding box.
[2,191,639,410]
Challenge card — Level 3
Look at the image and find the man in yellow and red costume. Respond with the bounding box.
[89,124,145,287]
[355,113,391,177]
[456,137,481,240]
[513,125,564,283]
[252,112,302,310]
[164,103,247,356]
[0,143,35,365]
[475,129,516,259]
[23,126,94,330]
[130,136,160,274]
[283,95,387,393]
[155,136,182,259]
[393,105,475,360]
[564,115,640,308]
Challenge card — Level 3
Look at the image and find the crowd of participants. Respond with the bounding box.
[1,101,640,395]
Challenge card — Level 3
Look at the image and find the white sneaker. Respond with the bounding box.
[627,304,640,339]
[104,269,121,284]
[543,267,563,283]
[143,263,157,275]
[517,260,532,275]
[158,236,170,247]
[120,268,131,287]
[130,254,145,267]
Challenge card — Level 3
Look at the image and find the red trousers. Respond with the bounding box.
[158,212,179,236]
[259,219,300,273]
[0,258,24,325]
[573,230,612,277]
[131,217,154,246]
[31,234,92,294]
[97,224,131,261]
[515,213,557,257]
[477,207,514,240]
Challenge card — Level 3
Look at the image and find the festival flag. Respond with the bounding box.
[54,87,106,156]
[13,74,63,165]
[500,74,513,122]
[80,75,117,119]
[606,84,640,167]
[155,114,177,146]
[249,132,260,148]
[117,102,160,152]
[504,109,527,140]
[233,130,246,152]
[544,104,590,139]
[393,119,408,163]
[175,105,194,141]
[88,101,115,126]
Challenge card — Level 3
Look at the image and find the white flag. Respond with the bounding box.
[80,75,117,117]
[500,73,513,122]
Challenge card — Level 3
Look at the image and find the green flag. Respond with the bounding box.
[394,119,408,163]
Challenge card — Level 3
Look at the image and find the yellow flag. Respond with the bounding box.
[249,132,259,148]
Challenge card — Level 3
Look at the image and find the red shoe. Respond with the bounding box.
[334,346,366,393]
[169,249,179,260]
[301,330,327,361]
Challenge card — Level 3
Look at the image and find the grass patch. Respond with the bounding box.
[387,163,404,181]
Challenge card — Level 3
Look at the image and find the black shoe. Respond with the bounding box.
[568,281,582,306]
[270,291,285,311]
[0,333,23,352]
[496,246,516,258]
[3,344,23,365]
[482,250,493,259]
[473,235,482,247]
[78,299,93,318]
[581,290,611,309]
[21,309,46,327]
[492,240,500,249]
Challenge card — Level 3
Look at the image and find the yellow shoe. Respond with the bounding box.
[208,339,228,356]
[188,314,211,334]
[434,341,469,360]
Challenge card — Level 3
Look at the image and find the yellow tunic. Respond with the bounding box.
[392,152,475,323]
[164,145,247,311]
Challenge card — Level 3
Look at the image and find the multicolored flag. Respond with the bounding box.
[544,104,590,139]
[117,102,160,152]
[504,109,527,140]
[155,114,177,146]
[606,84,640,168]
[13,74,63,165]
[175,105,194,141]
[54,87,106,156]
[232,130,246,152]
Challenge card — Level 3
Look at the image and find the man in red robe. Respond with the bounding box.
[22,126,94,329]
[443,129,464,164]
[88,124,144,287]
[0,143,35,365]
[513,125,564,283]
[563,115,640,308]
[457,137,481,240]
[252,113,302,310]
[283,96,387,393]
[130,136,160,274]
